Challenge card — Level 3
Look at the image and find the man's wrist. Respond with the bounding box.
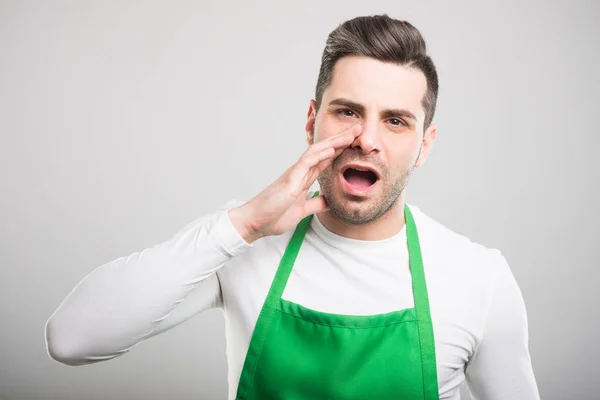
[227,204,264,245]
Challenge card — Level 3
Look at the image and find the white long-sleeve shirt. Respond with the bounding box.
[45,195,540,400]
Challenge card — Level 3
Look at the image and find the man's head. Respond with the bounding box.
[306,15,439,226]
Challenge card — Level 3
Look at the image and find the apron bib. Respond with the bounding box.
[235,197,439,399]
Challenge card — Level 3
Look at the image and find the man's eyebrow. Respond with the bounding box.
[328,97,417,122]
[380,108,417,122]
[328,98,365,113]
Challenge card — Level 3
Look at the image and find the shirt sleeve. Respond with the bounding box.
[44,199,250,366]
[465,251,541,400]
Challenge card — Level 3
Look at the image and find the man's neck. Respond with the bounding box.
[315,193,407,241]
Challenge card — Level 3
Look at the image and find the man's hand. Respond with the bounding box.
[228,124,362,244]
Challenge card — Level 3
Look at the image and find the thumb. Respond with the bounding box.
[301,194,329,219]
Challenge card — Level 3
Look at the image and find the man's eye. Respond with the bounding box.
[389,118,405,126]
[338,109,356,117]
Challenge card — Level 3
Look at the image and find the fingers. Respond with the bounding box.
[302,147,334,168]
[285,145,330,186]
[303,124,362,160]
[301,194,329,218]
[325,123,362,147]
[287,124,362,196]
[313,153,336,175]
[307,124,362,174]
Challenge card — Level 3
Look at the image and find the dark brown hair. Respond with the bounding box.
[315,14,439,129]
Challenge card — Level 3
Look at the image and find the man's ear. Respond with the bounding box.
[305,99,317,146]
[415,123,437,168]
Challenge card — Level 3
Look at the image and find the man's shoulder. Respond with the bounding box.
[407,203,508,275]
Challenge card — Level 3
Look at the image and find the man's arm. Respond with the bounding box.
[44,199,250,366]
[465,252,540,399]
[45,123,361,367]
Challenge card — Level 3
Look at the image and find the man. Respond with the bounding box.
[45,15,540,399]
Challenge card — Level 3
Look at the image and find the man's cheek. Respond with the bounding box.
[320,116,353,137]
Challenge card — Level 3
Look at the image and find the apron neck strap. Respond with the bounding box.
[265,193,431,321]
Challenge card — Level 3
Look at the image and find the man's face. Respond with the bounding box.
[307,56,436,225]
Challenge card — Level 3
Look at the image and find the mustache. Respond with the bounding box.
[332,150,386,173]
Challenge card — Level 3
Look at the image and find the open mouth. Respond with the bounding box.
[342,166,379,188]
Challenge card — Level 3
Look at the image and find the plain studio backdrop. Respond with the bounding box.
[1,0,598,399]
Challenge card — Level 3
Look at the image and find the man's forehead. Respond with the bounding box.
[324,56,427,120]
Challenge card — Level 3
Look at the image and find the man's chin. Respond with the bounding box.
[327,185,376,204]
[329,206,377,225]
[324,192,380,225]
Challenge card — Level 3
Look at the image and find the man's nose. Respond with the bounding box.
[351,121,379,154]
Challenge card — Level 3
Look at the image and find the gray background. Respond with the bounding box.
[1,0,598,399]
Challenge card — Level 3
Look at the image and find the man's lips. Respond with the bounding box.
[340,163,381,181]
[338,162,381,197]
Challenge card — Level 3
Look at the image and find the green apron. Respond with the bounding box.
[235,197,439,399]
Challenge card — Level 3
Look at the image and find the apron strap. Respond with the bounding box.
[405,204,440,399]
